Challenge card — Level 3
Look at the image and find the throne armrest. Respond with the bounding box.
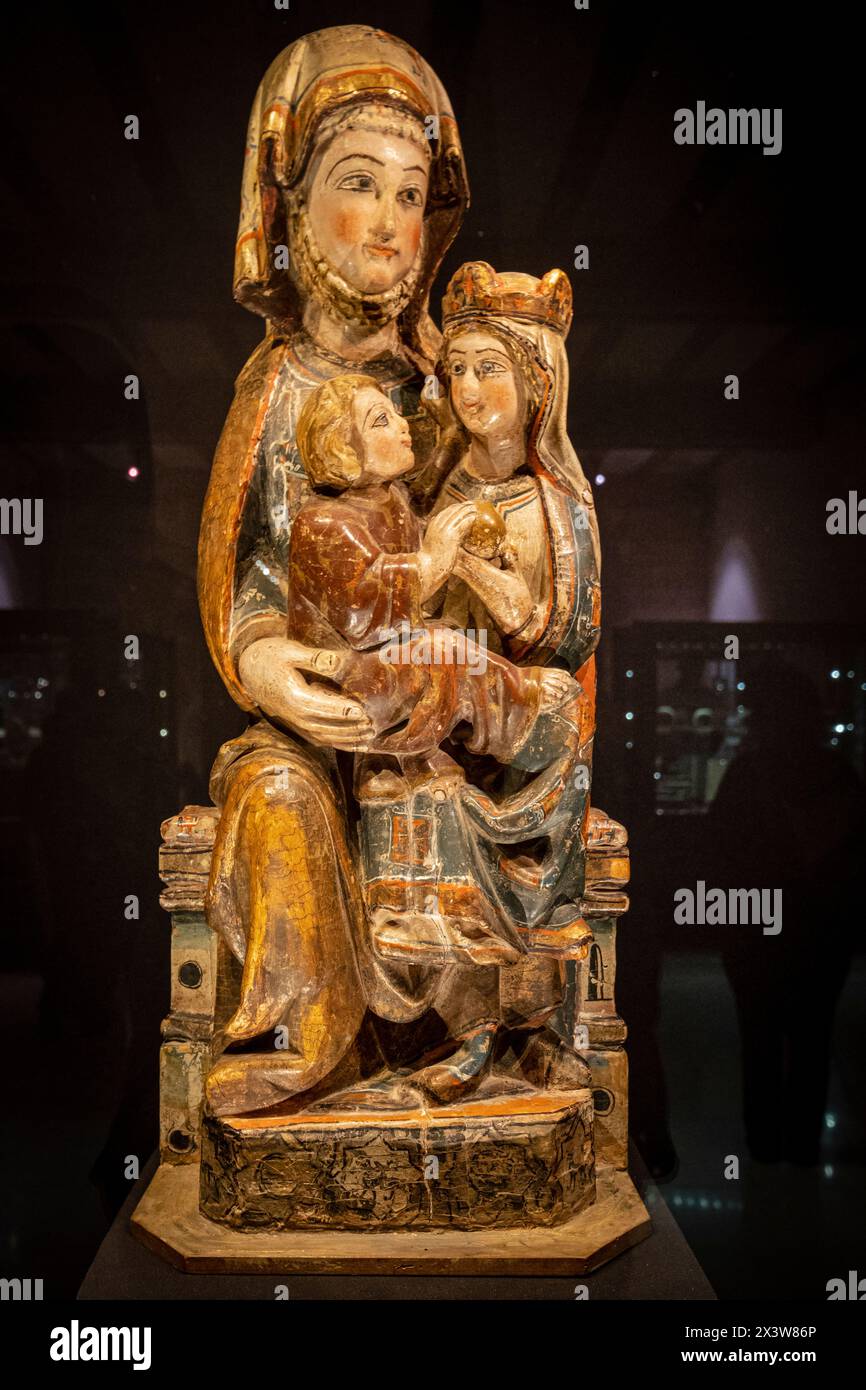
[159,805,220,912]
[157,802,630,914]
[584,806,630,915]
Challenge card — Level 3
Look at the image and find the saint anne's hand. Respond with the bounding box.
[238,637,374,751]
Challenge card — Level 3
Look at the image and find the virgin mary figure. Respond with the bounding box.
[339,264,607,1103]
[430,261,603,944]
[196,24,470,1117]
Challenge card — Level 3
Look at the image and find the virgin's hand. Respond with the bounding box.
[455,548,527,594]
[499,538,521,572]
[280,638,344,680]
[453,550,536,634]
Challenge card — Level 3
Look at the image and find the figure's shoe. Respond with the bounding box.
[411,1020,500,1104]
[371,910,521,967]
[317,1022,503,1109]
[304,1076,427,1113]
[516,905,594,960]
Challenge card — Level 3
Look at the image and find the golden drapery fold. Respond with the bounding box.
[204,721,453,1115]
[198,335,290,710]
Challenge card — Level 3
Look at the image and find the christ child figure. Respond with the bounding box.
[286,373,575,762]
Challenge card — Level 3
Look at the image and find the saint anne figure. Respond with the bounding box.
[197,26,472,1117]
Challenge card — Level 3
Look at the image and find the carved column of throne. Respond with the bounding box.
[156,802,631,1179]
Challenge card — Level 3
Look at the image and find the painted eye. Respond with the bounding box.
[371,412,389,428]
[398,185,424,207]
[337,172,377,193]
[451,362,466,376]
[479,360,506,376]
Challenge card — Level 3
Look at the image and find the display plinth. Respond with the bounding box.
[130,1158,650,1275]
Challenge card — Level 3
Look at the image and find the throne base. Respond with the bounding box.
[199,1090,595,1233]
[130,1157,650,1275]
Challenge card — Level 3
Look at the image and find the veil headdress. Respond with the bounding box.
[234,23,468,363]
[199,26,469,710]
[439,262,600,573]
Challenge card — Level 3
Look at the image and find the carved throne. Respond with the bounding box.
[130,802,651,1272]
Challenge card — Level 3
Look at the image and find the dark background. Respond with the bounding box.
[1,0,863,1299]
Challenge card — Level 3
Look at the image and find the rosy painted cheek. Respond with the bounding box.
[482,383,515,414]
[331,207,367,247]
[406,221,422,256]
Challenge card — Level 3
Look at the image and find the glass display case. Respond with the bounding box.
[612,623,866,817]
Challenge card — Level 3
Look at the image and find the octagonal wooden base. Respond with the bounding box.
[130,1159,651,1275]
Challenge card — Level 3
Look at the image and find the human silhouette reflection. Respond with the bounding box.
[708,659,864,1164]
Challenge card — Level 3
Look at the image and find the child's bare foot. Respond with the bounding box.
[539,669,577,712]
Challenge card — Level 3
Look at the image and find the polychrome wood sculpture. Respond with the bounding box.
[131,23,648,1272]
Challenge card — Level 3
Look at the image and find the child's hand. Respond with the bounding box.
[425,501,478,553]
[420,502,478,598]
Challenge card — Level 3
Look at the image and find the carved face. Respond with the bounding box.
[305,128,430,295]
[446,331,525,439]
[352,387,415,484]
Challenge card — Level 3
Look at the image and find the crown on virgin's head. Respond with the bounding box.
[442,262,573,336]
